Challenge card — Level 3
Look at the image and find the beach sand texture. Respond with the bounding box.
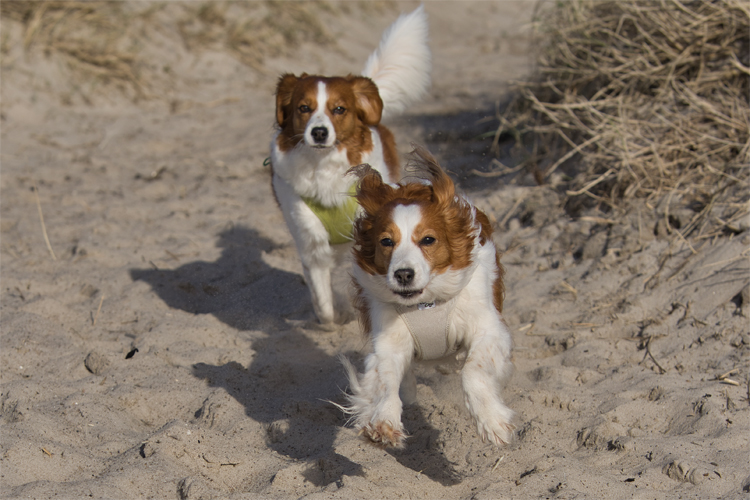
[2,2,748,498]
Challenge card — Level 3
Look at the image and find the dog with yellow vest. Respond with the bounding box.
[269,6,431,325]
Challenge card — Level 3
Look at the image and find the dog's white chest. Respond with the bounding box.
[271,141,354,206]
[270,129,389,207]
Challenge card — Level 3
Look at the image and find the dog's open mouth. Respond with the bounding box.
[395,289,423,299]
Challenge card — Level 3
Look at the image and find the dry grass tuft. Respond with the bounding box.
[498,0,749,237]
[1,1,144,100]
[1,1,339,100]
[176,1,335,71]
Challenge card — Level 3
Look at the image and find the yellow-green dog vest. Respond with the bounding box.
[302,185,358,245]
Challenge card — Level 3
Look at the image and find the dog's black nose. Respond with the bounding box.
[311,127,329,144]
[394,268,415,286]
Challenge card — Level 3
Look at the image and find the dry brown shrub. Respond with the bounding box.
[498,0,749,237]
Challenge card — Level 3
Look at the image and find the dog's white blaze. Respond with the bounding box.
[304,81,336,147]
[387,203,432,290]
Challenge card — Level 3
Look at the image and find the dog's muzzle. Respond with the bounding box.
[310,126,329,146]
[393,268,423,298]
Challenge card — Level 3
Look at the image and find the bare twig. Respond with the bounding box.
[471,159,528,178]
[491,455,505,472]
[32,180,57,261]
[546,133,602,176]
[641,336,667,374]
[565,169,615,197]
[498,195,528,229]
[559,281,578,301]
[714,369,741,386]
[92,295,105,327]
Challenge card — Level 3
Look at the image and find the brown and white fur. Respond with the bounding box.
[270,7,430,325]
[342,146,514,448]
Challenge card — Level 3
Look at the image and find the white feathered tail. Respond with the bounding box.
[362,5,431,120]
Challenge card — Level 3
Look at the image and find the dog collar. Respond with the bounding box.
[301,185,358,245]
[396,298,459,361]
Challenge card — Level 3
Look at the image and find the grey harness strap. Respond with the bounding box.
[396,300,459,361]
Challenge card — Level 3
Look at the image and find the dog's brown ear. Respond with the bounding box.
[275,74,299,126]
[350,76,383,126]
[407,144,455,207]
[348,164,393,215]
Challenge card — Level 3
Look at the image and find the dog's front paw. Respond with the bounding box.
[361,421,406,449]
[464,388,516,446]
[477,418,516,446]
[467,395,516,446]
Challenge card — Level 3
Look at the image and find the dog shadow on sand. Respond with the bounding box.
[130,225,462,487]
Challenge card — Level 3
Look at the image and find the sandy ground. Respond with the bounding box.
[2,2,749,499]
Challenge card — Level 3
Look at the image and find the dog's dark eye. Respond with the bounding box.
[420,236,436,246]
[299,105,311,113]
[380,238,394,247]
[332,106,346,115]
